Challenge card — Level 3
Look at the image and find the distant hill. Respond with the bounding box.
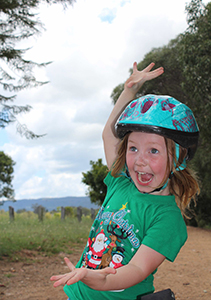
[0,196,100,212]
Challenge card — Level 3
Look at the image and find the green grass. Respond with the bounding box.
[4,273,15,278]
[0,211,93,259]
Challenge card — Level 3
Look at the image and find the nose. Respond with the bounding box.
[135,152,148,166]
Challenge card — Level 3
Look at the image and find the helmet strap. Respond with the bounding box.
[149,178,169,194]
[154,144,187,192]
[172,143,187,173]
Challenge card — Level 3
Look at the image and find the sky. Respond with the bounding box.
[1,0,208,200]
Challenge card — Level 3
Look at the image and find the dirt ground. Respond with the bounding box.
[0,226,211,300]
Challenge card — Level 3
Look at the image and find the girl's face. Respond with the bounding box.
[126,132,170,195]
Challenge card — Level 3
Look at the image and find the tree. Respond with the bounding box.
[110,0,211,226]
[179,0,211,226]
[0,151,15,200]
[0,0,75,138]
[32,203,46,214]
[82,159,108,206]
[65,206,74,217]
[179,1,211,143]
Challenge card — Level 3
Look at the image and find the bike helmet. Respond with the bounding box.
[115,94,199,161]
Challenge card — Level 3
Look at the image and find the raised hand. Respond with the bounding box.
[125,62,164,92]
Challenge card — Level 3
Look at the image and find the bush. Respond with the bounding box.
[45,212,52,219]
[53,212,61,218]
[65,206,74,217]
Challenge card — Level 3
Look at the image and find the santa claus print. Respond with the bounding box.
[86,231,110,269]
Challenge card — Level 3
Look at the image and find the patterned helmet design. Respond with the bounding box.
[115,94,199,160]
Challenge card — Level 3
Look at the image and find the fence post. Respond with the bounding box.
[9,206,14,221]
[77,206,82,222]
[38,205,44,221]
[61,206,65,221]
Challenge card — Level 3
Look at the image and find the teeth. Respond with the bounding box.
[138,172,153,183]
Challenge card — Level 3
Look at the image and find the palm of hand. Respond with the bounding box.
[126,62,164,92]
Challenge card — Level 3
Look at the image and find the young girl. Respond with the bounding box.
[51,62,200,299]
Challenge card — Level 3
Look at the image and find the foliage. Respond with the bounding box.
[31,203,46,214]
[110,0,211,226]
[0,210,92,259]
[16,208,27,213]
[82,159,108,206]
[53,211,61,218]
[0,151,15,200]
[0,0,75,138]
[65,206,74,217]
[179,0,211,225]
[181,1,211,150]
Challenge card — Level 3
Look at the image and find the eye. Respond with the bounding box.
[151,148,159,154]
[129,146,138,152]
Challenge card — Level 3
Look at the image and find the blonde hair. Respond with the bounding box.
[111,133,200,215]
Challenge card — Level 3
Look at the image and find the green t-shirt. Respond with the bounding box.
[64,172,187,300]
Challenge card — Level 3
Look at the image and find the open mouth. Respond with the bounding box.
[137,172,153,184]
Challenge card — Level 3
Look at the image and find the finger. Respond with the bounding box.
[53,273,75,287]
[132,61,138,73]
[50,274,66,281]
[64,257,75,271]
[51,275,69,287]
[53,279,66,288]
[151,66,164,74]
[102,267,117,275]
[65,267,91,286]
[66,272,82,285]
[142,62,155,72]
[127,80,136,88]
[147,67,164,79]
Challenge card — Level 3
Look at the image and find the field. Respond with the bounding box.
[0,212,211,300]
[0,211,93,257]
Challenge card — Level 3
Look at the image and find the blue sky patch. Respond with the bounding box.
[0,129,9,146]
[99,8,117,24]
[120,0,131,7]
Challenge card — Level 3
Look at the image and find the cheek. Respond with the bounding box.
[151,157,167,174]
[126,153,134,170]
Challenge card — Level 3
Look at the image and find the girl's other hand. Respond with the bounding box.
[50,257,116,289]
[50,257,77,287]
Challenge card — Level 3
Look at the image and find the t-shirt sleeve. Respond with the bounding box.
[104,171,125,191]
[104,171,112,186]
[141,209,187,262]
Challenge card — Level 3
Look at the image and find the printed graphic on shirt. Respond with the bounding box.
[81,203,141,270]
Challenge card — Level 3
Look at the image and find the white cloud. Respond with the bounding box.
[2,0,204,199]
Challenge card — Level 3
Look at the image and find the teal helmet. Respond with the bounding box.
[115,94,199,161]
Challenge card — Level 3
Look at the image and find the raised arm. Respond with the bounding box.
[102,62,164,169]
